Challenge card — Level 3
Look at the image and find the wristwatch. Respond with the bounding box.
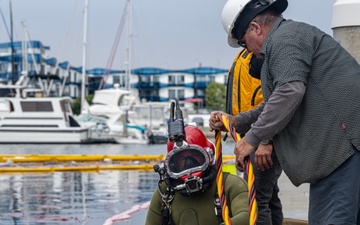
[260,139,273,145]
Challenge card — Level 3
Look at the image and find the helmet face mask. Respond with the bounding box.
[164,125,216,194]
[165,144,212,180]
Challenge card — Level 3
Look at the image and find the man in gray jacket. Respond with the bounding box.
[210,0,360,224]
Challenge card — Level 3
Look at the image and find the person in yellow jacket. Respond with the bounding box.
[226,48,263,115]
[145,101,249,225]
[225,48,283,225]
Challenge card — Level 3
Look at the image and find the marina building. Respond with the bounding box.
[0,41,228,105]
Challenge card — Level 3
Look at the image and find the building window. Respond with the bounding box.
[140,75,146,83]
[209,75,215,82]
[169,89,176,99]
[121,75,126,87]
[168,89,184,99]
[177,89,184,99]
[153,75,159,82]
[113,76,120,85]
[169,75,176,85]
[196,89,205,97]
[197,76,206,82]
[177,75,184,84]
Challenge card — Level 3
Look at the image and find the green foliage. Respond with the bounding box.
[71,94,94,115]
[86,94,94,105]
[205,82,226,111]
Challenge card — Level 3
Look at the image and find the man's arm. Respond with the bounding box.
[234,81,306,169]
[234,103,265,133]
[244,81,306,147]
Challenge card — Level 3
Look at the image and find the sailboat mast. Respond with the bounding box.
[81,0,89,113]
[21,22,28,73]
[125,0,132,90]
[10,0,15,84]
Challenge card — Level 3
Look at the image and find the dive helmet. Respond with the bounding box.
[165,124,216,195]
[161,99,216,195]
[165,125,215,181]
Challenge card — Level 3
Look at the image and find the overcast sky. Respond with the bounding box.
[0,0,337,70]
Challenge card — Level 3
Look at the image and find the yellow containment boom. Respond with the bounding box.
[0,164,157,173]
[0,154,166,163]
[0,154,235,163]
[0,154,236,174]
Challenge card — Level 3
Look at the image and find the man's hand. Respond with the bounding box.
[209,111,237,132]
[254,144,273,171]
[234,138,256,171]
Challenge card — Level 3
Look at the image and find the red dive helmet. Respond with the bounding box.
[165,125,215,182]
[161,99,216,195]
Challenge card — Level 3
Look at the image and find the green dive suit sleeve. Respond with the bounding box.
[145,188,163,225]
[225,174,250,225]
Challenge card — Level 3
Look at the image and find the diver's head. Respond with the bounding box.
[165,125,216,195]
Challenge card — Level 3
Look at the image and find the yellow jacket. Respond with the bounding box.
[226,49,263,115]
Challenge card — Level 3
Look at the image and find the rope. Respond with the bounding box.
[103,201,150,225]
[215,129,232,225]
[216,114,257,225]
[100,1,128,90]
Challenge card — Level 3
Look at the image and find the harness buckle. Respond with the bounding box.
[184,176,202,194]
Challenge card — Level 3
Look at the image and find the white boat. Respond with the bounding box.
[0,96,91,144]
[89,86,140,113]
[130,101,170,144]
[77,112,149,145]
[78,86,150,144]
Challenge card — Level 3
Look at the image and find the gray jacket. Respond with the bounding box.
[235,17,360,186]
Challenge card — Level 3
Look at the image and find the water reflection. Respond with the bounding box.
[0,171,158,225]
[0,143,309,223]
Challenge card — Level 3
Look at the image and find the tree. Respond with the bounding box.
[71,94,94,115]
[205,82,226,111]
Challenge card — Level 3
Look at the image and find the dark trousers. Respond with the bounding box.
[309,149,360,225]
[250,151,283,225]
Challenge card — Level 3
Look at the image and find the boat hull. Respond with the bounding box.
[0,128,90,144]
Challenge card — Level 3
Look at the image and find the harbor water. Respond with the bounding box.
[0,142,309,224]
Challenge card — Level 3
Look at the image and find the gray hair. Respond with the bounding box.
[253,10,281,27]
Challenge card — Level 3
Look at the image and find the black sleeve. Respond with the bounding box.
[249,56,264,79]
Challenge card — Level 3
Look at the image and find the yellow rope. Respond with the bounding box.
[215,129,232,225]
[217,114,257,225]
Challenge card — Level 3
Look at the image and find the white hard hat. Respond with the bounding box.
[221,0,288,48]
[221,0,250,48]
